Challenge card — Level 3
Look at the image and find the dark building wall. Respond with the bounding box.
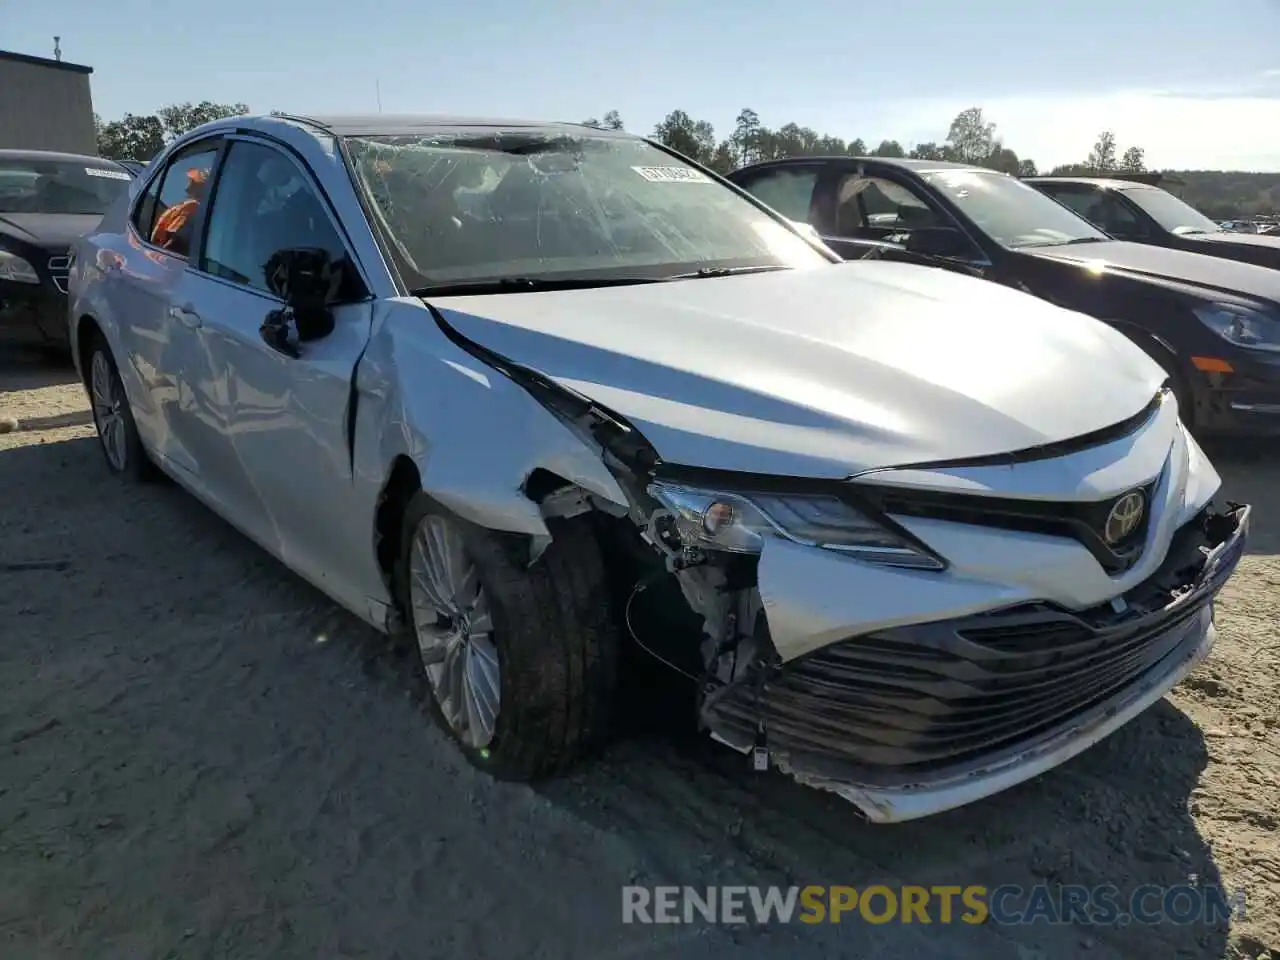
[0,51,96,155]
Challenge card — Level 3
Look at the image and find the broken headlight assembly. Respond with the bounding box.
[647,481,945,570]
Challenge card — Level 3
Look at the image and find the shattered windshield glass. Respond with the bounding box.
[344,131,829,287]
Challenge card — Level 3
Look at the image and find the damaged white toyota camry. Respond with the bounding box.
[68,114,1250,822]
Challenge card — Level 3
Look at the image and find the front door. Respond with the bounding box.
[183,136,374,582]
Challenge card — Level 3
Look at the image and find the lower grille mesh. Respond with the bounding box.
[706,508,1235,779]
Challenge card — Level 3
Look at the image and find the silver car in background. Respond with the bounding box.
[67,114,1249,822]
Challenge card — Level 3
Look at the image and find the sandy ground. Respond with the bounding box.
[0,346,1276,960]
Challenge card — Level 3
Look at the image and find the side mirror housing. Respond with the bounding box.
[264,246,343,311]
[259,247,346,356]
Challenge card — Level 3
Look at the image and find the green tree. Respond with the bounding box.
[1017,157,1039,177]
[945,107,996,164]
[582,110,624,130]
[157,101,250,140]
[983,144,1023,175]
[652,110,716,164]
[1087,131,1118,172]
[96,113,166,160]
[870,139,905,158]
[731,108,762,165]
[1120,146,1146,173]
[707,141,737,174]
[909,142,951,161]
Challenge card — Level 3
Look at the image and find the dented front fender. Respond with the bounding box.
[358,299,631,540]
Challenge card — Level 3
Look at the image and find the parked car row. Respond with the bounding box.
[728,157,1280,436]
[1,149,135,348]
[58,113,1253,824]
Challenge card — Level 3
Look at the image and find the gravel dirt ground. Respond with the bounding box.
[0,346,1276,960]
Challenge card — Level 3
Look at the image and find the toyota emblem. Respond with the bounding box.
[1104,491,1146,545]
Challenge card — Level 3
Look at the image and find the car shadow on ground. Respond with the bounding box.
[0,345,77,392]
[537,657,1229,959]
[0,431,1243,960]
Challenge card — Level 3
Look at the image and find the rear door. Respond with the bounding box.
[173,135,375,577]
[110,138,224,478]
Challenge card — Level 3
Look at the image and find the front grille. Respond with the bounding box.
[704,505,1239,782]
[47,255,70,294]
[852,479,1159,574]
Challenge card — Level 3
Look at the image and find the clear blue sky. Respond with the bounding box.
[9,0,1280,169]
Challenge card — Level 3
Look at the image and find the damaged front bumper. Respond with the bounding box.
[702,502,1250,823]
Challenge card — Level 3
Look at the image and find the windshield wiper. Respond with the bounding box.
[670,265,793,279]
[411,276,670,297]
[1025,237,1107,248]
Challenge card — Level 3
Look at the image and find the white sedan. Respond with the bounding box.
[67,113,1249,822]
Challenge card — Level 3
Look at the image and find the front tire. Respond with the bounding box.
[86,335,159,482]
[395,494,620,781]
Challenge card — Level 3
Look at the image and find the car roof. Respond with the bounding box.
[1025,177,1157,191]
[263,113,634,139]
[732,155,990,176]
[0,149,124,165]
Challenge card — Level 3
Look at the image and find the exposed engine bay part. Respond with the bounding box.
[430,303,783,732]
[702,501,1249,822]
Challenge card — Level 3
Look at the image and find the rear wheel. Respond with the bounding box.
[396,493,620,780]
[86,335,159,482]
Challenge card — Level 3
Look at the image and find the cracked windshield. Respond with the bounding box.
[346,132,827,287]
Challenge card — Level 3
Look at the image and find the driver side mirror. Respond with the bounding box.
[904,226,972,260]
[259,247,346,357]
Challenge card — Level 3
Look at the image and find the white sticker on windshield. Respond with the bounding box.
[631,166,712,183]
[85,167,131,180]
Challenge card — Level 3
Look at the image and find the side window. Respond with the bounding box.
[201,140,351,297]
[1042,186,1103,225]
[146,144,220,257]
[1098,195,1145,238]
[131,173,163,239]
[739,168,819,223]
[832,175,944,236]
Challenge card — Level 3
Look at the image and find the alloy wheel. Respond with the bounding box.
[90,350,128,472]
[408,514,501,748]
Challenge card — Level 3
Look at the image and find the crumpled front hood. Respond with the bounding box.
[428,263,1167,478]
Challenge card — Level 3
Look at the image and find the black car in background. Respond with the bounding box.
[726,157,1280,436]
[0,150,133,349]
[116,159,148,177]
[1026,176,1280,271]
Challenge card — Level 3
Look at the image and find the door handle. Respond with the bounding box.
[168,303,203,329]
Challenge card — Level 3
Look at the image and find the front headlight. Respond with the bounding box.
[0,250,40,284]
[648,482,944,570]
[1192,302,1280,353]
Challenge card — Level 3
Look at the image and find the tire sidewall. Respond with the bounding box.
[396,494,518,775]
[87,335,151,481]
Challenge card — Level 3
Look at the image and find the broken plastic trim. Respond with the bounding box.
[650,463,948,571]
